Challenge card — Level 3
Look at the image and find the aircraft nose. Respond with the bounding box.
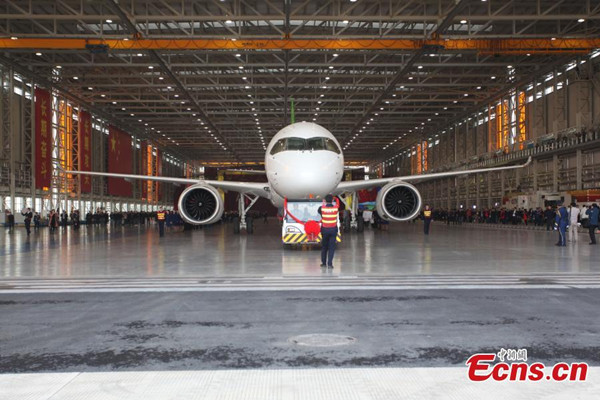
[268,151,342,199]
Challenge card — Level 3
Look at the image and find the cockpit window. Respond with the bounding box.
[270,137,341,155]
[306,137,324,151]
[286,137,306,151]
[324,138,341,154]
[270,138,286,155]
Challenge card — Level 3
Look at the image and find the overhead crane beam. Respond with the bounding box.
[1,38,599,54]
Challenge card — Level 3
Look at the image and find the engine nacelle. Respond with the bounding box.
[177,184,224,225]
[376,181,422,222]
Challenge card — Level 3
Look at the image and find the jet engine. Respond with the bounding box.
[376,182,422,222]
[177,184,224,225]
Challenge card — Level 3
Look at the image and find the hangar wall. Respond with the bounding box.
[3,50,600,216]
[0,63,187,216]
[377,53,600,209]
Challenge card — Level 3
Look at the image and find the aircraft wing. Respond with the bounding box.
[223,169,266,174]
[334,157,531,194]
[62,169,271,198]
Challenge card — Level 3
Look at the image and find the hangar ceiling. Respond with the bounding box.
[1,0,599,164]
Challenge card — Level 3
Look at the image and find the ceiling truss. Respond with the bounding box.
[0,0,598,163]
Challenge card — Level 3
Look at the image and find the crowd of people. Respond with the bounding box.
[426,204,592,229]
[6,201,599,246]
[4,206,274,238]
[3,208,188,232]
[418,202,600,245]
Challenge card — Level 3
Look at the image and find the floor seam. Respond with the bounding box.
[46,372,82,400]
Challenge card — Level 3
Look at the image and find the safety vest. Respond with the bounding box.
[157,211,166,221]
[424,210,432,218]
[321,206,339,228]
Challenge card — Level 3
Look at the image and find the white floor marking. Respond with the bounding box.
[0,367,597,400]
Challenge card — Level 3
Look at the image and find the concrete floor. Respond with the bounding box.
[0,220,598,279]
[1,289,599,373]
[1,221,599,399]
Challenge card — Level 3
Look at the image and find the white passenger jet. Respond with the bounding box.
[64,122,530,232]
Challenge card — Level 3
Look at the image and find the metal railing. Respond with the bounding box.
[431,126,600,172]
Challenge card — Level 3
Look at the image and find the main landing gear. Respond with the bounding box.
[233,193,259,234]
[339,191,364,233]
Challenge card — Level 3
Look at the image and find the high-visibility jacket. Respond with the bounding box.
[157,211,166,221]
[321,205,339,228]
[424,210,432,219]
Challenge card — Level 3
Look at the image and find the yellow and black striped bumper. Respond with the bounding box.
[282,232,342,244]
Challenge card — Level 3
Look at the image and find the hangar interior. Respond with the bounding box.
[1,1,600,399]
[0,1,599,215]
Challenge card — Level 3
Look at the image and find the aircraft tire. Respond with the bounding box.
[357,216,364,232]
[343,216,351,232]
[246,216,254,234]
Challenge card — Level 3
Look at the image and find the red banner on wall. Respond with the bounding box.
[156,149,162,201]
[358,188,378,203]
[35,88,52,190]
[78,110,92,193]
[108,126,133,197]
[140,141,148,199]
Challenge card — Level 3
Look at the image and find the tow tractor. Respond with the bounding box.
[282,198,342,248]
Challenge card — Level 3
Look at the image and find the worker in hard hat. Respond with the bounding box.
[318,194,339,269]
[423,204,433,235]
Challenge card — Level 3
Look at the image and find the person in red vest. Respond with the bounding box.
[318,194,339,269]
[156,207,166,237]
